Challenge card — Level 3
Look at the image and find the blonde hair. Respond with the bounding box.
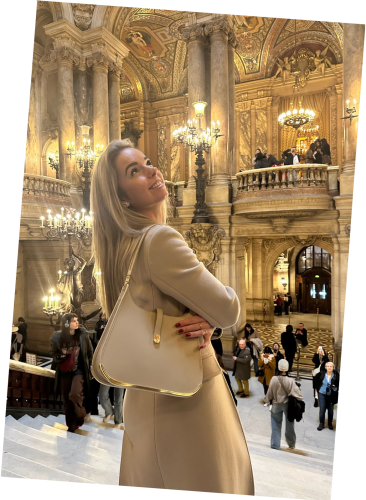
[91,139,168,317]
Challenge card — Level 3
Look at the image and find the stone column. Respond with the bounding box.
[250,102,256,156]
[228,40,236,177]
[235,107,240,172]
[271,97,280,160]
[87,44,110,148]
[51,37,78,183]
[109,65,122,141]
[205,17,233,203]
[155,117,168,180]
[204,45,211,178]
[341,23,365,193]
[266,97,272,155]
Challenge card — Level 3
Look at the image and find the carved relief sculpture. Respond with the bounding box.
[313,47,333,76]
[72,4,95,31]
[184,224,225,276]
[273,56,292,83]
[121,120,143,147]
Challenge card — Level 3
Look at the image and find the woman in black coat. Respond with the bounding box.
[51,313,93,432]
[280,325,297,372]
[312,346,330,401]
[95,312,108,341]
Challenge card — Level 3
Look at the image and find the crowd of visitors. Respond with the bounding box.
[232,320,339,449]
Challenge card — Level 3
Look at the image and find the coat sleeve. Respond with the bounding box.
[147,225,240,329]
[258,357,264,369]
[50,340,66,365]
[268,357,276,371]
[290,380,303,401]
[264,377,276,404]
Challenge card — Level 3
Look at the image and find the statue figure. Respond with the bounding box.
[184,224,225,276]
[312,47,333,76]
[273,57,292,83]
[121,120,143,147]
[57,249,86,312]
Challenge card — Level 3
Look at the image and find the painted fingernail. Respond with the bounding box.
[179,329,184,333]
[175,323,181,327]
[199,345,205,349]
[185,333,191,337]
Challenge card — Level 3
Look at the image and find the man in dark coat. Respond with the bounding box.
[17,317,28,362]
[281,325,297,371]
[284,293,293,315]
[266,153,280,167]
[283,147,300,165]
[295,322,308,348]
[232,339,252,397]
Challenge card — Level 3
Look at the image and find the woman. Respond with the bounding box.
[320,138,331,164]
[252,148,262,166]
[312,346,330,405]
[95,312,107,342]
[314,361,339,431]
[264,359,303,450]
[272,342,284,373]
[258,346,276,405]
[305,143,315,164]
[50,314,93,432]
[281,325,297,372]
[275,294,283,315]
[90,139,254,494]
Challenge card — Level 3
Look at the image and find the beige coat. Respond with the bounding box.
[119,224,254,494]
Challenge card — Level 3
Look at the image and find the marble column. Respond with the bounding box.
[209,28,229,187]
[109,68,122,141]
[271,97,280,160]
[88,45,110,148]
[228,41,236,177]
[266,98,272,156]
[204,45,211,178]
[57,55,76,182]
[342,22,365,178]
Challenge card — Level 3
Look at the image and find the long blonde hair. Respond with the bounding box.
[91,139,167,317]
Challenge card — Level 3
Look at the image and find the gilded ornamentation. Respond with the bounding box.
[50,37,80,65]
[169,114,183,182]
[72,4,95,31]
[156,117,168,179]
[37,1,50,9]
[345,224,351,236]
[203,17,236,39]
[121,120,143,147]
[330,98,338,166]
[184,224,225,276]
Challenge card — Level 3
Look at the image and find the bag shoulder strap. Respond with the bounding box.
[124,225,157,285]
[277,375,290,396]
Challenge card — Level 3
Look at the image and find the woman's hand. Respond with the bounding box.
[175,315,215,350]
[233,356,237,361]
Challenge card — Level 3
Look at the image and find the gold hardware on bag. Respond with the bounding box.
[153,333,161,344]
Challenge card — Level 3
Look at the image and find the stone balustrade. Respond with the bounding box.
[23,174,71,201]
[235,164,339,199]
[165,180,187,218]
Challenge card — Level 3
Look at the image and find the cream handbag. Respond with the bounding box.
[91,226,203,397]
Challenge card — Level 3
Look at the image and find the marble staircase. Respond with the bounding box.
[1,377,334,499]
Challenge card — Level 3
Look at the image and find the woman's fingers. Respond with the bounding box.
[178,321,211,334]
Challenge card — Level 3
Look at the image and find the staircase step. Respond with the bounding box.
[45,414,124,436]
[6,416,121,455]
[1,468,26,478]
[2,452,94,483]
[3,438,118,485]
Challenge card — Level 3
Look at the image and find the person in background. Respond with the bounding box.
[215,352,237,406]
[284,293,292,315]
[305,143,315,163]
[233,339,252,398]
[314,147,323,163]
[252,148,262,166]
[17,317,28,362]
[312,346,330,405]
[275,294,283,316]
[272,342,284,373]
[281,325,297,372]
[238,323,262,376]
[314,361,339,431]
[98,384,125,428]
[283,147,300,165]
[50,313,93,432]
[258,346,276,405]
[264,359,303,450]
[95,312,107,342]
[320,138,331,164]
[295,322,308,348]
[266,152,280,167]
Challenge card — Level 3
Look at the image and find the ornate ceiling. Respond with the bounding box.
[38,4,344,103]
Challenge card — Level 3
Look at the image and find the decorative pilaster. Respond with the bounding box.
[328,86,339,169]
[228,39,237,177]
[271,96,281,160]
[155,117,168,180]
[266,97,272,156]
[169,114,184,182]
[342,23,364,177]
[109,61,123,141]
[50,36,79,182]
[236,100,251,170]
[87,43,110,148]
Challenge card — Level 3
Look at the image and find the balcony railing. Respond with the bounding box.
[235,164,339,199]
[23,174,71,200]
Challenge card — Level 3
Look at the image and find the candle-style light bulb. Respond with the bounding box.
[354,99,357,105]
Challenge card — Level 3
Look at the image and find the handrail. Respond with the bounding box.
[9,359,55,379]
[236,164,337,177]
[23,173,71,186]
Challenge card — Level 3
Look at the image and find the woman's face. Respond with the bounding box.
[101,314,106,321]
[115,148,168,213]
[325,362,334,374]
[69,317,79,333]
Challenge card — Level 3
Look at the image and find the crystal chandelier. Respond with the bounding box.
[40,206,93,241]
[278,98,315,130]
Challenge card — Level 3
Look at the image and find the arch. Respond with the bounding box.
[90,5,108,29]
[41,137,58,178]
[263,237,334,321]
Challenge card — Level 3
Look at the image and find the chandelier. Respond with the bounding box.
[278,98,315,129]
[172,101,222,154]
[40,206,93,241]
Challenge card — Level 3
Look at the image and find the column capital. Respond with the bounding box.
[87,43,111,71]
[204,16,236,40]
[180,24,206,42]
[155,116,169,128]
[50,36,80,66]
